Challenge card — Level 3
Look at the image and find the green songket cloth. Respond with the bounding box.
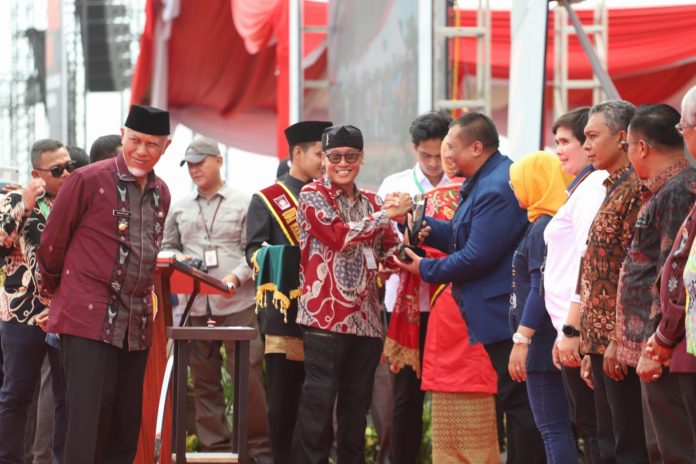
[251,245,301,323]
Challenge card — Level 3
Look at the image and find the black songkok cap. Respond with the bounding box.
[124,104,170,136]
[322,124,363,151]
[284,120,333,146]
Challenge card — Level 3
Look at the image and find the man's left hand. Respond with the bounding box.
[636,355,663,383]
[35,308,49,332]
[393,247,421,277]
[603,340,627,381]
[643,334,672,366]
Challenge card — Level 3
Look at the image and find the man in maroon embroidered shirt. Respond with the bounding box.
[291,124,412,463]
[38,105,172,463]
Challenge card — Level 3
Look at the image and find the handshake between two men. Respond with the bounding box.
[380,192,432,274]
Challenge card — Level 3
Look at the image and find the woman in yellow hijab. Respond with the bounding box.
[507,150,576,463]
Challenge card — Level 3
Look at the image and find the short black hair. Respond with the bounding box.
[288,141,315,160]
[89,134,122,163]
[67,145,89,168]
[409,111,452,146]
[629,104,684,152]
[553,107,590,144]
[450,112,499,151]
[30,139,64,168]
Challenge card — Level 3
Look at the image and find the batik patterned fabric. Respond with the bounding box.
[0,191,52,324]
[296,177,400,338]
[578,165,642,355]
[615,161,696,366]
[684,236,696,355]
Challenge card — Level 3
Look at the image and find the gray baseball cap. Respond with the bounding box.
[180,136,221,166]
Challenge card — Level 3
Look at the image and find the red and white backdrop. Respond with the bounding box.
[131,1,696,158]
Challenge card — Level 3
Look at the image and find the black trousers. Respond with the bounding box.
[389,312,428,464]
[641,370,694,463]
[484,340,545,464]
[588,354,617,463]
[601,361,648,463]
[292,328,382,464]
[61,335,149,464]
[678,374,696,456]
[562,365,602,463]
[265,353,304,464]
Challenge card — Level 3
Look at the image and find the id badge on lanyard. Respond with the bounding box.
[204,246,219,269]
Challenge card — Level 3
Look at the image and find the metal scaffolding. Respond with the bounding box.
[0,0,143,182]
[433,0,492,115]
[289,0,329,124]
[553,0,609,119]
[1,0,39,179]
[66,0,86,148]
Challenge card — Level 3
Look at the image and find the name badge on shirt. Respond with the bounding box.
[204,247,219,269]
[363,248,378,270]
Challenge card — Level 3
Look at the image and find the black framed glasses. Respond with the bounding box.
[325,151,361,164]
[35,162,76,178]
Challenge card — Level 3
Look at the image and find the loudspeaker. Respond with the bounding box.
[76,0,131,92]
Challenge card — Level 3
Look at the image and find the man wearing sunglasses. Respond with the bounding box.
[38,104,172,463]
[292,124,413,463]
[0,138,71,463]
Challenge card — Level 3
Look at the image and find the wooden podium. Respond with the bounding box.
[135,256,254,464]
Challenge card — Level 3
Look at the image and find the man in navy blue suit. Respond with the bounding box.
[397,112,545,463]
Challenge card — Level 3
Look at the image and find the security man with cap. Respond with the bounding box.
[38,104,172,463]
[292,124,413,463]
[245,120,331,464]
[161,136,272,461]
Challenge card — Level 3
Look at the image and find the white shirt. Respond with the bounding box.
[543,169,607,336]
[377,164,451,312]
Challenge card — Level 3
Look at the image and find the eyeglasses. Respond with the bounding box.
[325,151,361,164]
[675,122,694,135]
[35,162,76,178]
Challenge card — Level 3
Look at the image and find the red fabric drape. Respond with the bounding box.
[129,0,156,106]
[451,6,696,107]
[130,0,327,158]
[130,3,696,157]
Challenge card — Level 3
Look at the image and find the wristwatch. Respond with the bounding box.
[512,332,531,345]
[562,324,581,337]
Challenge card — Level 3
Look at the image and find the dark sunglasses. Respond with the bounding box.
[35,162,76,178]
[325,151,361,164]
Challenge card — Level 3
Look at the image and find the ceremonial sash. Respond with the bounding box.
[429,283,447,307]
[257,182,300,245]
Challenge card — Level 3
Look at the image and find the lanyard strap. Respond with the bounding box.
[197,196,224,242]
[412,168,425,195]
[37,198,50,219]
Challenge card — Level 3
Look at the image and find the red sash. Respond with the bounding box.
[257,182,301,245]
